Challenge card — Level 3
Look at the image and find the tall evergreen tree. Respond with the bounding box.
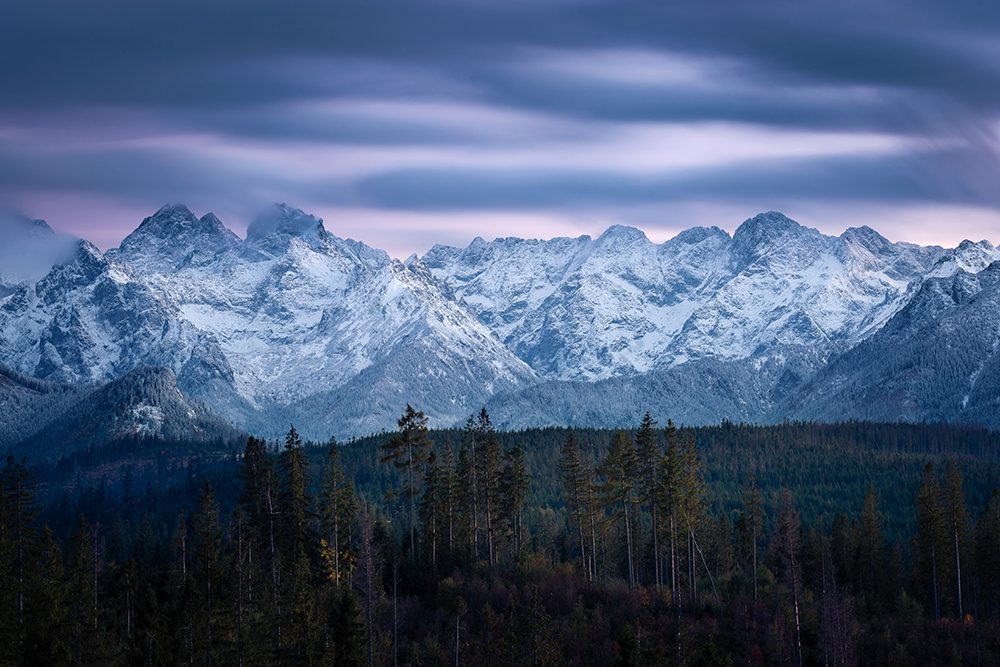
[279,425,313,560]
[499,444,532,556]
[458,416,479,560]
[1,455,40,659]
[419,450,444,570]
[915,462,945,620]
[596,431,639,587]
[941,459,970,618]
[191,480,225,667]
[381,405,432,559]
[475,409,503,565]
[329,589,365,667]
[857,484,884,602]
[558,432,590,578]
[635,413,662,591]
[677,430,707,601]
[975,488,1000,618]
[771,489,804,667]
[739,471,764,605]
[657,422,682,598]
[320,439,357,589]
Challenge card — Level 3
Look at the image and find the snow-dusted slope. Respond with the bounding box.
[5,203,999,437]
[424,212,946,380]
[0,238,235,394]
[111,204,539,435]
[782,261,1000,426]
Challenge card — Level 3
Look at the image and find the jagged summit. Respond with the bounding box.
[246,203,323,241]
[36,239,110,298]
[670,226,729,245]
[731,211,814,256]
[842,225,892,252]
[3,204,1000,437]
[110,204,240,273]
[132,204,233,240]
[595,224,649,248]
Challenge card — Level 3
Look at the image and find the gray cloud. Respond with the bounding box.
[0,213,79,286]
[1,0,998,250]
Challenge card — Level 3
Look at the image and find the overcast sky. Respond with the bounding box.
[2,0,999,258]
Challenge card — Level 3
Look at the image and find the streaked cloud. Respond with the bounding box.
[0,0,998,256]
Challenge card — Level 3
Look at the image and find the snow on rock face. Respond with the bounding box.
[107,204,241,274]
[0,240,234,392]
[97,204,537,435]
[425,212,948,380]
[2,203,994,437]
[927,239,1000,278]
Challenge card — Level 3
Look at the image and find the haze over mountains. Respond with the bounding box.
[2,203,999,449]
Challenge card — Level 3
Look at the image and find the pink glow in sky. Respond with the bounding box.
[1,1,998,257]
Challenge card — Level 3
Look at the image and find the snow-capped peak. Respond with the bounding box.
[246,203,323,242]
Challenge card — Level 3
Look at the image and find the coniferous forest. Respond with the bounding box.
[3,410,1000,666]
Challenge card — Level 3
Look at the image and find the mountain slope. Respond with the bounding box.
[782,261,1000,425]
[111,204,539,436]
[424,213,946,381]
[3,204,998,437]
[1,364,240,461]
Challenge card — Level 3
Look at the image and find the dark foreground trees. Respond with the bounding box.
[3,414,1000,666]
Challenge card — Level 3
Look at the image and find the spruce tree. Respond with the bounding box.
[857,484,884,602]
[915,462,945,619]
[596,431,639,587]
[771,489,803,667]
[635,413,662,591]
[381,405,432,559]
[475,409,503,565]
[192,480,225,667]
[941,460,970,618]
[558,432,589,578]
[739,471,764,605]
[320,439,358,589]
[499,444,532,555]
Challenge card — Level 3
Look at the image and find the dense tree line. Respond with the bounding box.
[2,413,1000,665]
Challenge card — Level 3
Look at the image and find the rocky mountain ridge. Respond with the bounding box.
[2,204,998,439]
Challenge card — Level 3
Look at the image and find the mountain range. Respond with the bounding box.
[2,203,998,449]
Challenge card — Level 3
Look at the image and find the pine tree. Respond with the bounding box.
[191,480,226,667]
[500,586,562,667]
[975,488,1000,618]
[419,450,444,570]
[320,439,358,589]
[857,484,884,602]
[771,489,804,667]
[354,500,381,667]
[279,425,313,560]
[658,422,682,598]
[456,430,475,562]
[476,409,503,565]
[458,416,479,560]
[25,526,72,666]
[381,405,432,559]
[596,431,639,587]
[558,432,590,578]
[941,460,970,618]
[677,430,707,602]
[440,442,458,565]
[635,413,662,591]
[1,455,40,659]
[739,471,764,605]
[66,516,107,666]
[329,589,365,667]
[915,462,945,620]
[499,444,532,556]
